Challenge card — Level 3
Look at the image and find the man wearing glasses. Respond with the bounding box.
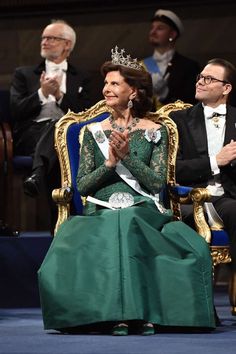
[10,20,91,230]
[171,58,236,277]
[11,19,90,159]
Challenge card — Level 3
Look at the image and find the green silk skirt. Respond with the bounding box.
[38,201,215,330]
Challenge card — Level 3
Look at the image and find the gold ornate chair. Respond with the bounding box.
[52,99,235,315]
[51,98,216,240]
[52,99,181,232]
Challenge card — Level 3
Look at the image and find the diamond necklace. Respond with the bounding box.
[109,115,140,133]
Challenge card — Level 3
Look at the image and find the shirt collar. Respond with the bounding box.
[46,59,68,72]
[153,49,175,63]
[203,103,226,119]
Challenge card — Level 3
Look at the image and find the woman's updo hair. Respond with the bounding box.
[101,61,153,117]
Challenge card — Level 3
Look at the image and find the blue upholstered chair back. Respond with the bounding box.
[211,229,229,246]
[66,112,110,215]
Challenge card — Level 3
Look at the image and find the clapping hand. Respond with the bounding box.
[216,139,236,167]
[105,131,129,168]
[40,71,62,100]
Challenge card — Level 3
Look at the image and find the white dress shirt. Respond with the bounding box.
[203,103,226,196]
[151,49,174,101]
[35,59,68,123]
[38,59,68,104]
[153,49,174,76]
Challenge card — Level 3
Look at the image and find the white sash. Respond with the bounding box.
[88,123,166,213]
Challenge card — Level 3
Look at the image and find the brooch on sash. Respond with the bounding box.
[94,130,105,143]
[144,129,161,143]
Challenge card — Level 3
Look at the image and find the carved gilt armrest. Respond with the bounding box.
[170,185,212,243]
[52,186,73,233]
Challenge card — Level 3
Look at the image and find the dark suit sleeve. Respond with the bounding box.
[170,110,212,186]
[10,67,42,122]
[78,73,92,110]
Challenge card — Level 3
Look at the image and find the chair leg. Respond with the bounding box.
[229,268,236,315]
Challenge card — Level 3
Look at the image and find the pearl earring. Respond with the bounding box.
[169,37,173,42]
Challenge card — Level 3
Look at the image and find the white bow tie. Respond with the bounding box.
[46,61,68,72]
[204,104,226,119]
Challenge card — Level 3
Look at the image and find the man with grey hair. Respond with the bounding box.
[11,19,90,157]
[10,20,91,230]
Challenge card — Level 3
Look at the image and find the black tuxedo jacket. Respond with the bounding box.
[162,52,200,105]
[10,61,91,137]
[170,103,236,198]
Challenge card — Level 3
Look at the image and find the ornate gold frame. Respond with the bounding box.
[52,99,180,233]
[52,99,224,243]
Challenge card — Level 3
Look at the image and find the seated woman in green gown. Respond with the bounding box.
[38,47,216,335]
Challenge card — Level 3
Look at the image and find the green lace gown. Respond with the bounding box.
[38,124,215,331]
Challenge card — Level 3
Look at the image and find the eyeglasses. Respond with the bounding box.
[41,36,67,43]
[196,74,229,85]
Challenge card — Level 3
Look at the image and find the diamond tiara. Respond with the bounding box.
[111,46,143,71]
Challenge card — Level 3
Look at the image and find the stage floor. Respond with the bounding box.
[0,288,236,354]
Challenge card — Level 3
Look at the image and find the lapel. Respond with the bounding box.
[224,105,236,144]
[163,52,181,79]
[187,103,209,156]
[34,61,45,75]
[66,62,79,91]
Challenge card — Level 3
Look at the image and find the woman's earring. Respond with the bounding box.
[127,99,133,109]
[169,37,173,42]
